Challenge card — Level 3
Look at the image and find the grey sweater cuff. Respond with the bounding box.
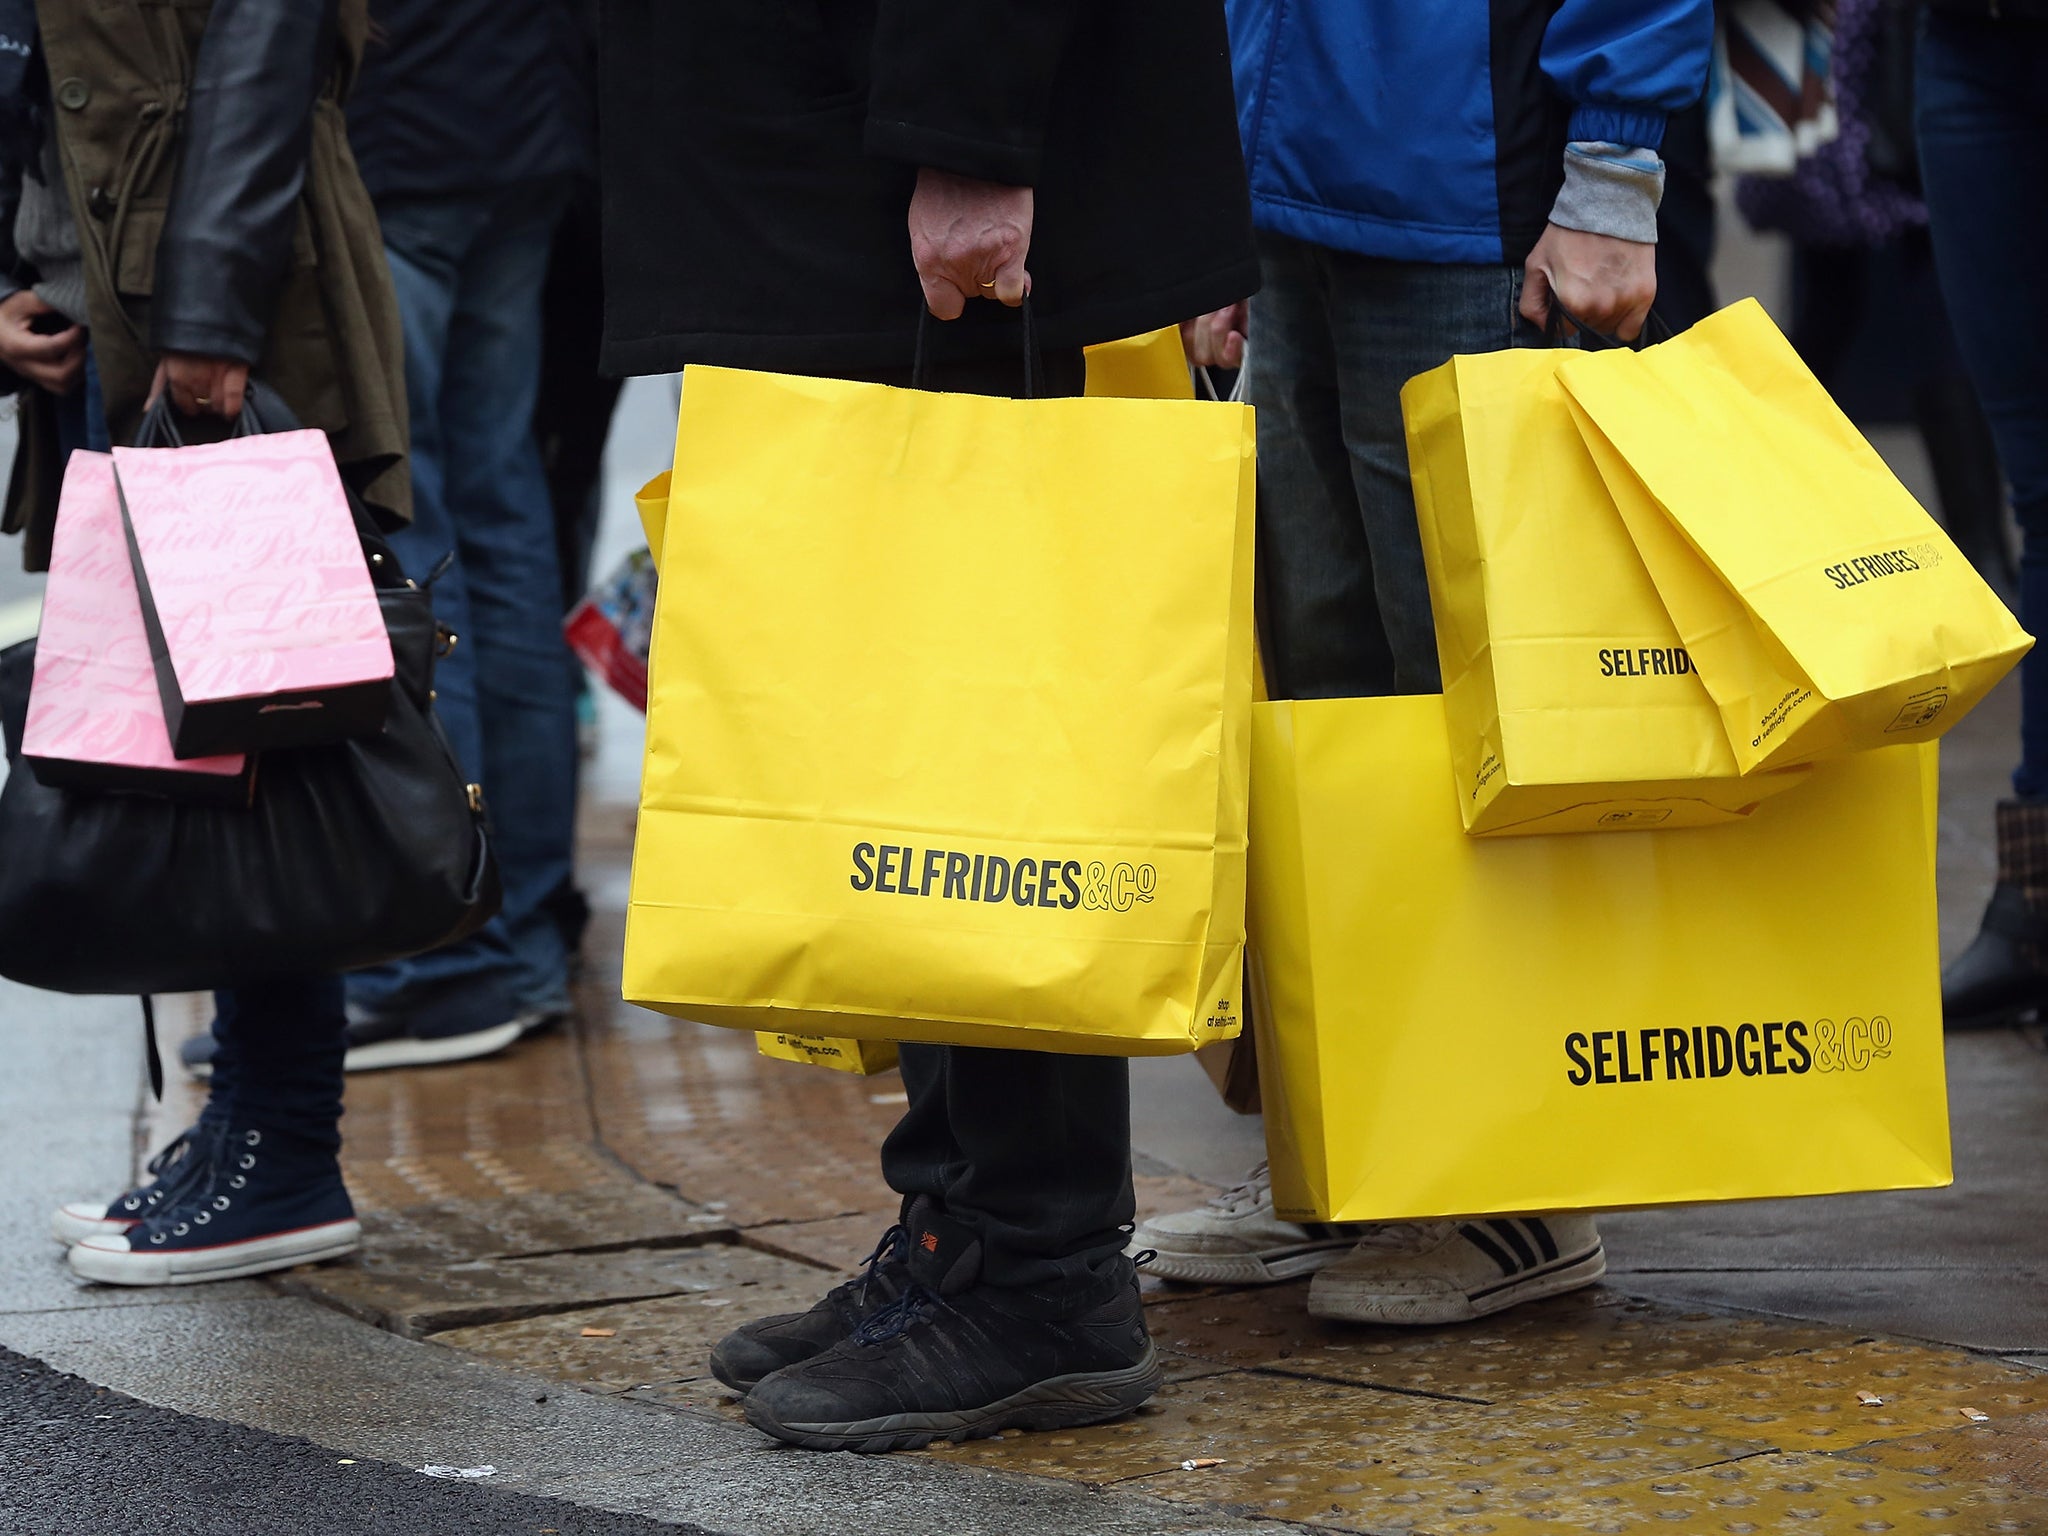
[1549,141,1665,245]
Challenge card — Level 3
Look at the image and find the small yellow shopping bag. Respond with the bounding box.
[1248,693,1947,1222]
[756,1032,900,1075]
[1404,346,1805,835]
[624,366,1256,1055]
[1557,299,2030,773]
[1084,327,1194,401]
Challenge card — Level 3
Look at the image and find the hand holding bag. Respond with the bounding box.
[0,385,500,996]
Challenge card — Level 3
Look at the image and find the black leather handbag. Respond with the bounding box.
[0,390,500,995]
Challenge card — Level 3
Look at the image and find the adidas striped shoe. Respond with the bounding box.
[1307,1215,1605,1326]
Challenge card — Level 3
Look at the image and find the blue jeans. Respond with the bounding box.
[1918,15,2048,800]
[346,183,578,1033]
[50,346,110,458]
[1247,232,1543,699]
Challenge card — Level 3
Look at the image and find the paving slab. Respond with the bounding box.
[432,1253,838,1391]
[281,1237,822,1339]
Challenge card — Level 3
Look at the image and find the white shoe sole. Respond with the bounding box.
[68,1219,362,1286]
[51,1205,134,1248]
[344,1020,525,1073]
[1136,1243,1356,1286]
[1308,1245,1607,1327]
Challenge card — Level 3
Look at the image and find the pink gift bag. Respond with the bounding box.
[112,428,392,758]
[22,452,253,805]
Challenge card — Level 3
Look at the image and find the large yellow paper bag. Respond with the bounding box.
[1404,347,1805,835]
[625,367,1256,1055]
[1558,299,2030,773]
[1249,694,1947,1222]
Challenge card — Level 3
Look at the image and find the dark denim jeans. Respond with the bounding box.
[346,181,579,1034]
[1918,14,2048,799]
[1247,231,1544,700]
[202,978,349,1161]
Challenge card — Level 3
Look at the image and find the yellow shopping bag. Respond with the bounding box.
[1249,693,1947,1222]
[1558,299,2031,773]
[635,471,671,564]
[756,1032,900,1076]
[625,366,1256,1055]
[1404,347,1806,835]
[1084,327,1194,401]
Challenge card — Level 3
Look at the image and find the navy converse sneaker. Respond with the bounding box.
[68,1125,359,1286]
[711,1225,911,1393]
[51,1121,225,1247]
[743,1199,1161,1453]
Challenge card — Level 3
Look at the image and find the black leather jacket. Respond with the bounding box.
[150,0,337,363]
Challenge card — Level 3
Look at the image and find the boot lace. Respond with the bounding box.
[114,1122,221,1217]
[854,1224,908,1305]
[853,1283,940,1346]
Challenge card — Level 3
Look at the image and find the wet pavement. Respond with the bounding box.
[7,342,2048,1530]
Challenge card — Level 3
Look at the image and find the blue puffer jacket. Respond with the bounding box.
[1229,0,1714,266]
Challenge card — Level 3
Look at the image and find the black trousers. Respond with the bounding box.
[838,339,1136,1294]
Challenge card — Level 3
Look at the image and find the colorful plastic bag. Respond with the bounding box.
[565,549,657,712]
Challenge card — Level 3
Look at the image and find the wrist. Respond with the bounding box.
[1549,142,1664,246]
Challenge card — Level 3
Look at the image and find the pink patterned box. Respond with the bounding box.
[112,429,392,758]
[22,452,253,804]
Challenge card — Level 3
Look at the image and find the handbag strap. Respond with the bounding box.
[911,296,1039,397]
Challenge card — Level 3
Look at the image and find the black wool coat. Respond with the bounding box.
[597,0,1261,377]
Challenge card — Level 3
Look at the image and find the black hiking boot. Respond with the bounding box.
[742,1198,1161,1453]
[709,1224,910,1393]
[1946,801,2048,1029]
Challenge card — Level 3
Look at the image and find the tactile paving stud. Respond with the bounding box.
[1844,1409,2048,1499]
[927,1367,1769,1532]
[1511,1341,2048,1451]
[1475,1450,2048,1533]
[1146,1284,1856,1402]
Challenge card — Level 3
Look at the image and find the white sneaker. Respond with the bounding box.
[1129,1162,1365,1285]
[1307,1214,1606,1326]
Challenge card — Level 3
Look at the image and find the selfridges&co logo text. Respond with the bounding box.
[1564,1017,1893,1086]
[849,843,1157,912]
[1824,542,1941,591]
